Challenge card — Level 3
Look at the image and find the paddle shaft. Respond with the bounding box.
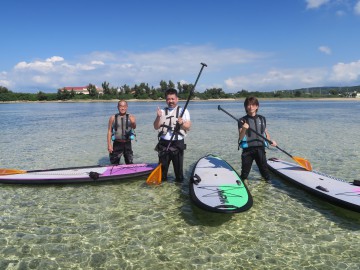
[181,62,207,117]
[166,63,207,151]
[217,105,294,159]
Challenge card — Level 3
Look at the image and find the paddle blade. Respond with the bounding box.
[146,164,162,185]
[0,169,27,175]
[292,156,312,171]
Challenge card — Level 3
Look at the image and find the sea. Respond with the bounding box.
[0,99,360,269]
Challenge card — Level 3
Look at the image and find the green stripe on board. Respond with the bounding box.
[219,185,248,207]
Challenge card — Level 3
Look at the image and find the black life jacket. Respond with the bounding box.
[112,113,132,140]
[239,114,268,148]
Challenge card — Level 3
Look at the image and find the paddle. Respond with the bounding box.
[165,62,208,151]
[145,163,162,185]
[0,169,27,175]
[217,105,312,171]
[146,62,208,185]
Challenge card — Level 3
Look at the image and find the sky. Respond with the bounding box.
[1,0,360,93]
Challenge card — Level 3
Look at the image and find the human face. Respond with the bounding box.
[165,94,178,108]
[246,103,258,116]
[118,102,128,115]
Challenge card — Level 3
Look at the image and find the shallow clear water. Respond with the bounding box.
[0,100,360,269]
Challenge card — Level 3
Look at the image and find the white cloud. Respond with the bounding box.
[91,60,105,65]
[3,44,360,93]
[306,0,330,9]
[6,44,271,92]
[46,56,64,63]
[225,68,328,91]
[14,60,55,72]
[330,60,360,81]
[306,0,360,15]
[32,75,50,84]
[224,59,360,91]
[0,78,10,87]
[319,46,332,55]
[355,1,360,15]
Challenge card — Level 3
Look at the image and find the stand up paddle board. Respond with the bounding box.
[267,157,360,213]
[0,163,157,184]
[189,154,253,213]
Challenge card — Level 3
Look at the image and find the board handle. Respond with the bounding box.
[191,174,201,185]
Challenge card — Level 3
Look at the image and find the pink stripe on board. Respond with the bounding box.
[101,164,154,177]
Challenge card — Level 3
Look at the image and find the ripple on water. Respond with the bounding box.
[1,101,360,269]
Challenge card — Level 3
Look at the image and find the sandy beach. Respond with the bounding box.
[2,97,360,104]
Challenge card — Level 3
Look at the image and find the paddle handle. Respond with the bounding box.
[180,62,207,117]
[217,105,293,158]
[166,63,207,151]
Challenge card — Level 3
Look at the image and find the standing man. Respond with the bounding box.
[238,96,277,182]
[153,88,191,182]
[107,100,136,164]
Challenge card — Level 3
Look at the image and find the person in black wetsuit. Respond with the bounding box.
[107,100,136,164]
[238,96,277,182]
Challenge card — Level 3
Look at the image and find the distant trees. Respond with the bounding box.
[37,91,47,101]
[57,89,75,100]
[102,81,111,95]
[329,89,338,96]
[0,86,10,93]
[1,81,360,102]
[87,84,98,97]
[201,88,227,99]
[294,90,302,97]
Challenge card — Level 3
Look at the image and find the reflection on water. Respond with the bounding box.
[0,100,360,269]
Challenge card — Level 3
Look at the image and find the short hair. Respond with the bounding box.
[244,96,259,107]
[118,100,128,106]
[165,88,178,98]
[244,96,259,112]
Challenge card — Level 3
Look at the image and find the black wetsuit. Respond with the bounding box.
[238,114,270,181]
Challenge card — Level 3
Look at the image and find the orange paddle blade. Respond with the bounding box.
[0,169,27,175]
[146,164,162,185]
[292,156,312,171]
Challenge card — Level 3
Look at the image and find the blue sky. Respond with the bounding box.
[1,0,360,93]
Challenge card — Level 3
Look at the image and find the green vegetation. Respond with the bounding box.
[0,82,359,102]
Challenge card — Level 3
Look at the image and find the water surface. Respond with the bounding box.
[0,100,360,269]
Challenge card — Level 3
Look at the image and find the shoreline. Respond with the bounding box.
[1,97,359,104]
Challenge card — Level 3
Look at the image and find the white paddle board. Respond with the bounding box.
[268,157,360,213]
[189,155,253,213]
[0,163,157,184]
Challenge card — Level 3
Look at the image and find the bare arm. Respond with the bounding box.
[178,117,191,131]
[107,115,115,153]
[129,114,136,129]
[238,121,248,141]
[265,129,277,146]
[153,107,162,129]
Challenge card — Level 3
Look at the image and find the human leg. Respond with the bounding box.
[109,141,123,164]
[171,149,184,182]
[171,140,185,182]
[241,149,254,180]
[157,140,171,181]
[159,153,171,181]
[254,147,271,181]
[124,141,134,164]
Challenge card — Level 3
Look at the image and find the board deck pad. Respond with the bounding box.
[0,163,157,184]
[190,155,253,213]
[267,157,360,213]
